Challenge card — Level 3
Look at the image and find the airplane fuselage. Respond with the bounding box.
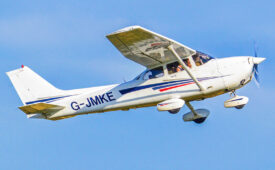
[47,56,254,120]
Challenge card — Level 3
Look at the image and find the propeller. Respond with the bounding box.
[253,43,259,86]
[252,42,265,87]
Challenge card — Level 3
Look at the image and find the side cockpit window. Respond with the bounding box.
[143,66,164,80]
[167,58,192,74]
[192,51,214,66]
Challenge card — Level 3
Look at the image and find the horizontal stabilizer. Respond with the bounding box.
[19,103,64,115]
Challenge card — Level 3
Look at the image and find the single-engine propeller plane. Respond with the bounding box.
[7,26,265,123]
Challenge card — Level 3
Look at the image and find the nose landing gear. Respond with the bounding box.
[224,91,249,109]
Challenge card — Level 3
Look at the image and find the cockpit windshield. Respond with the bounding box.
[134,66,164,80]
[143,66,164,80]
[192,51,214,66]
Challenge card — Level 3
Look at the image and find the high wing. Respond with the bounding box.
[106,26,196,68]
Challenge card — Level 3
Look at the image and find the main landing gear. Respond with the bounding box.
[182,102,210,124]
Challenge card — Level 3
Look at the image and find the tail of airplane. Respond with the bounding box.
[6,66,64,105]
[6,65,110,120]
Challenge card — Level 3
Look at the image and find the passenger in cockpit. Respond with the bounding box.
[177,64,184,72]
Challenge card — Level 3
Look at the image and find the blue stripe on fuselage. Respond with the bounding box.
[152,80,193,90]
[119,79,191,95]
[25,95,73,105]
[119,76,221,95]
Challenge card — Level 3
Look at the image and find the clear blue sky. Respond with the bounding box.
[1,0,275,169]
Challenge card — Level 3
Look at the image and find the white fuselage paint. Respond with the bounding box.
[48,56,254,120]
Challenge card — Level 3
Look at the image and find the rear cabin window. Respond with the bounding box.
[167,59,192,74]
[192,52,214,66]
[143,66,164,80]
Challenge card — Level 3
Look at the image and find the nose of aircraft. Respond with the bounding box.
[252,57,266,64]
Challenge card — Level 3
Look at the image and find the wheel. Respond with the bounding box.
[168,108,180,114]
[235,105,245,109]
[193,117,206,124]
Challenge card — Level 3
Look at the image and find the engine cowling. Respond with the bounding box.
[157,98,185,112]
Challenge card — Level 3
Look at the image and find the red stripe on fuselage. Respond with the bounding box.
[159,82,195,92]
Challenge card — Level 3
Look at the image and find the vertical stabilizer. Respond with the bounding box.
[6,66,63,105]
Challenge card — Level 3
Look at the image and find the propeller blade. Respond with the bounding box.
[252,42,264,88]
[254,41,258,57]
[254,64,258,74]
[252,63,259,86]
[254,72,260,88]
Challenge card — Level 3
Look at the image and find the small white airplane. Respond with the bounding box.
[7,26,265,123]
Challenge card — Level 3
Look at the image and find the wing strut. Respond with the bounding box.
[168,45,206,91]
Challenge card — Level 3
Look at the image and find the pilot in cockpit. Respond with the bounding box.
[185,59,192,68]
[193,54,203,66]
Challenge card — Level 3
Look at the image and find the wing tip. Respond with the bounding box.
[106,25,142,37]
